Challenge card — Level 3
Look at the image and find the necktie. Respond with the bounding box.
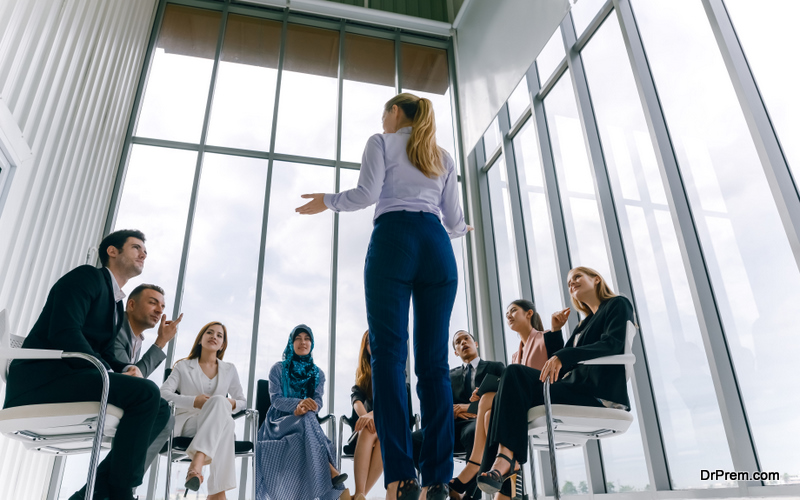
[464,363,474,398]
[114,300,124,334]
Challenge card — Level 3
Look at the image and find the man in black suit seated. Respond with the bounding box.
[3,230,171,500]
[412,330,505,491]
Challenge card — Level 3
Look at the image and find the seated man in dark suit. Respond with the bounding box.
[412,330,504,497]
[3,229,171,500]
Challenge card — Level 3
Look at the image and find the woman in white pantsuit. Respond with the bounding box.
[161,321,246,499]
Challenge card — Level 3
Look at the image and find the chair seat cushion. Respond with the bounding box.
[0,402,123,451]
[527,404,633,446]
[160,436,254,454]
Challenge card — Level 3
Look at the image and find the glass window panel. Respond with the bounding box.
[341,34,397,163]
[581,14,734,488]
[401,43,456,161]
[570,0,608,38]
[113,145,196,384]
[512,120,565,333]
[254,162,334,398]
[544,74,650,490]
[513,115,586,500]
[632,0,800,482]
[172,153,267,401]
[483,117,502,159]
[556,447,590,495]
[136,5,221,143]
[536,26,566,84]
[507,78,531,128]
[206,15,281,151]
[725,0,800,186]
[486,157,522,360]
[449,219,471,368]
[275,25,340,159]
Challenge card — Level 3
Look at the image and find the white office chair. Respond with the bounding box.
[0,309,122,500]
[527,320,637,500]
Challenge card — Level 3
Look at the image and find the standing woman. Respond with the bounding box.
[297,93,470,500]
[160,322,246,500]
[477,267,634,496]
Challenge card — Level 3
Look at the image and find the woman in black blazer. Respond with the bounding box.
[477,267,634,495]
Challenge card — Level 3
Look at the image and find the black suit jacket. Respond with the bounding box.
[553,295,634,408]
[8,265,130,393]
[450,359,505,405]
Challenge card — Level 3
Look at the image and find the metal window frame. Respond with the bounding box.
[467,0,800,497]
[613,0,764,488]
[559,10,671,493]
[700,0,800,275]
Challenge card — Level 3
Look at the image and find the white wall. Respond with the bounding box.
[454,0,570,153]
[0,0,156,497]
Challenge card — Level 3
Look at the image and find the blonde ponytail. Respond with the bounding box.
[384,93,445,178]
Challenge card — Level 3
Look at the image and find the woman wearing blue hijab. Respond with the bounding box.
[256,325,346,500]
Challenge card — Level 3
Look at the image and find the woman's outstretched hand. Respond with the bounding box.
[296,193,328,215]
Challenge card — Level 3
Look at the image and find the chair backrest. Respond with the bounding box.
[0,309,9,383]
[0,310,23,384]
[256,379,271,429]
[624,320,638,381]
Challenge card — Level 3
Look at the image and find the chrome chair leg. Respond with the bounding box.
[62,353,110,500]
[543,378,560,500]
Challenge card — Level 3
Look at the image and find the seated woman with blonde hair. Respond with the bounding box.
[478,267,634,496]
[161,321,246,500]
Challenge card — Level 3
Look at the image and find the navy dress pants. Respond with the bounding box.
[365,211,458,487]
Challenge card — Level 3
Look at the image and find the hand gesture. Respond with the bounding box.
[294,401,309,416]
[469,388,480,402]
[454,403,474,420]
[155,313,183,348]
[539,355,563,384]
[354,411,376,433]
[296,194,328,215]
[467,225,475,232]
[194,394,210,409]
[228,397,236,411]
[123,365,143,378]
[302,398,318,412]
[551,308,571,332]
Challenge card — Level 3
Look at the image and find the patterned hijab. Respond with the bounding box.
[281,324,319,399]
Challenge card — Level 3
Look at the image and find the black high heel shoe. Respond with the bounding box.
[184,469,203,497]
[331,472,348,487]
[396,478,421,500]
[476,453,516,495]
[449,459,481,496]
[427,482,450,500]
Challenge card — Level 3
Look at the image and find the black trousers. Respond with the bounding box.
[481,364,602,466]
[5,362,170,498]
[412,417,476,471]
